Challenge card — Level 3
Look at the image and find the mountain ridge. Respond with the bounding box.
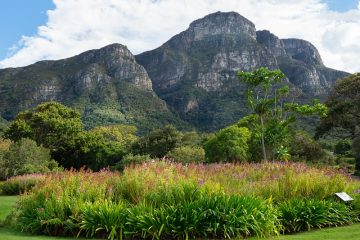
[0,11,349,132]
[136,11,348,131]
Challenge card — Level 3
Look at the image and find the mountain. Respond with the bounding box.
[0,11,349,132]
[0,44,188,131]
[136,11,349,131]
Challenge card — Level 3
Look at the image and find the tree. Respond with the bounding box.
[316,73,360,139]
[238,67,327,161]
[68,131,126,170]
[91,124,138,147]
[5,102,83,149]
[132,125,182,158]
[4,102,129,170]
[1,138,57,179]
[204,126,250,163]
[316,73,360,174]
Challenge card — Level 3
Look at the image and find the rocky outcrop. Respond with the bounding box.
[0,44,187,130]
[187,11,256,40]
[282,39,323,66]
[136,11,349,131]
[256,30,286,57]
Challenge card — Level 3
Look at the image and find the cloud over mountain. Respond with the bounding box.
[1,0,359,73]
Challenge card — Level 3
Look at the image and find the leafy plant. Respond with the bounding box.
[1,138,58,179]
[204,126,250,163]
[167,146,205,164]
[132,125,182,158]
[279,198,358,233]
[238,67,327,161]
[0,174,45,195]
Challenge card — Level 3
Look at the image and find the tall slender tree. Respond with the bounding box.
[238,67,327,161]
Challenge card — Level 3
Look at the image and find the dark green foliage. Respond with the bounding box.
[353,137,360,175]
[289,131,334,164]
[279,198,358,233]
[316,73,360,139]
[335,139,353,156]
[66,132,126,170]
[204,125,250,163]
[1,138,57,179]
[132,125,182,158]
[0,117,8,137]
[316,73,360,173]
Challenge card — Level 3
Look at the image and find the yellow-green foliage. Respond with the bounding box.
[204,126,251,163]
[90,124,138,147]
[167,146,205,163]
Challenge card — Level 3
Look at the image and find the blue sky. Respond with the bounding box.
[324,0,358,12]
[0,0,360,73]
[0,1,54,59]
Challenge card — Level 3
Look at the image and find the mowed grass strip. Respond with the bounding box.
[0,195,17,222]
[275,224,360,240]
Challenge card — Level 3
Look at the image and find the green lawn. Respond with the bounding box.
[275,224,360,239]
[0,228,85,240]
[0,195,17,222]
[1,196,360,240]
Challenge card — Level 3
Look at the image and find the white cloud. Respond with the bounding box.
[0,0,359,73]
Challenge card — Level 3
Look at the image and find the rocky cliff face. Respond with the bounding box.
[136,11,349,131]
[0,44,187,130]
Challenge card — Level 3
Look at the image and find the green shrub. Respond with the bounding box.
[167,146,205,164]
[16,171,116,236]
[279,198,358,233]
[1,138,58,179]
[114,154,151,171]
[0,174,45,195]
[132,125,182,158]
[289,131,335,164]
[81,194,280,240]
[204,126,250,163]
[335,139,353,156]
[80,200,128,239]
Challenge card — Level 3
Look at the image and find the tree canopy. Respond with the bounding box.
[238,67,327,161]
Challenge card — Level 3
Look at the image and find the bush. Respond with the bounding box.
[335,139,353,156]
[0,138,11,180]
[279,198,358,233]
[167,146,205,164]
[1,138,58,179]
[114,154,151,171]
[289,131,335,164]
[204,126,250,163]
[132,125,182,158]
[0,174,45,195]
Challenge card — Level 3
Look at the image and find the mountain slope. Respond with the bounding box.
[136,11,349,131]
[0,11,349,132]
[0,44,187,131]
